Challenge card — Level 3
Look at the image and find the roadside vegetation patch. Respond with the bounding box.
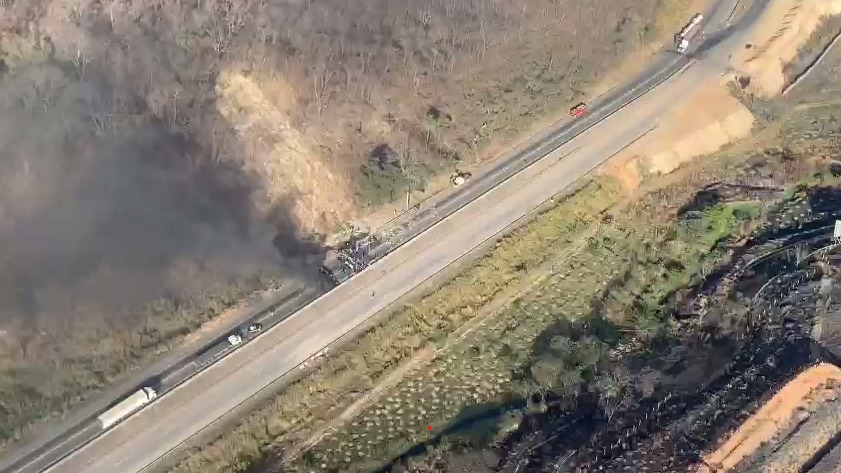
[289,188,772,472]
[169,180,621,473]
[171,145,829,473]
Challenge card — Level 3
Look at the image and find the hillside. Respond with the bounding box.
[0,0,694,454]
[162,4,841,472]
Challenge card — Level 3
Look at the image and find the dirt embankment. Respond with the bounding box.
[731,0,841,98]
[605,0,841,190]
[642,86,755,176]
[215,71,356,232]
[699,363,841,472]
[602,83,755,190]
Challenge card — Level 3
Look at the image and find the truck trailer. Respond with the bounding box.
[676,13,704,54]
[96,387,157,430]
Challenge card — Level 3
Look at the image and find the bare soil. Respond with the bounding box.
[730,0,841,98]
[700,363,841,472]
[604,1,841,188]
[634,84,755,176]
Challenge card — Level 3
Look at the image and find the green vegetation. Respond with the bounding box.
[162,85,841,469]
[171,180,620,473]
[528,333,606,397]
[677,202,761,246]
[357,155,433,207]
[170,153,785,473]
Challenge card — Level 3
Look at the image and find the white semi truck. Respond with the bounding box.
[96,387,157,430]
[676,13,704,54]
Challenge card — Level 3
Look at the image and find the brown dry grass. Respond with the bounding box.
[215,71,356,231]
[0,0,697,456]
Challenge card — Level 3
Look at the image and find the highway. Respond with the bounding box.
[0,285,320,473]
[0,1,769,472]
[323,0,753,282]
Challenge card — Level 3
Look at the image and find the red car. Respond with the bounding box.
[570,103,587,118]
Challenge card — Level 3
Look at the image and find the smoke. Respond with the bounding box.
[0,60,317,322]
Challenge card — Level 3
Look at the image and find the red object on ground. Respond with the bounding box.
[570,102,587,117]
[427,425,433,431]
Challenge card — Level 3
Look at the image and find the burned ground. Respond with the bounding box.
[486,186,841,473]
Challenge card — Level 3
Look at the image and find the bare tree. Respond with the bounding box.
[207,0,265,55]
[313,54,337,114]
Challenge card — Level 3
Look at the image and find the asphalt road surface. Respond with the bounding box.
[4,1,769,472]
[0,286,320,473]
[325,0,752,281]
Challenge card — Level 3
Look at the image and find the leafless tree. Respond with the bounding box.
[207,0,265,55]
[313,54,337,114]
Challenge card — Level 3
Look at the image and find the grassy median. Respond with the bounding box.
[170,178,621,473]
[164,19,841,472]
[169,179,755,472]
[170,130,841,473]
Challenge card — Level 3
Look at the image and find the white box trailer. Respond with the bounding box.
[676,13,704,53]
[96,387,157,430]
[678,13,704,39]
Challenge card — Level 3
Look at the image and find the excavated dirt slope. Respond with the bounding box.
[601,83,755,188]
[643,85,755,175]
[604,0,841,187]
[699,363,841,472]
[730,0,841,98]
[215,71,356,232]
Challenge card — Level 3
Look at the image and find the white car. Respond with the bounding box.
[450,171,472,187]
[227,334,243,347]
